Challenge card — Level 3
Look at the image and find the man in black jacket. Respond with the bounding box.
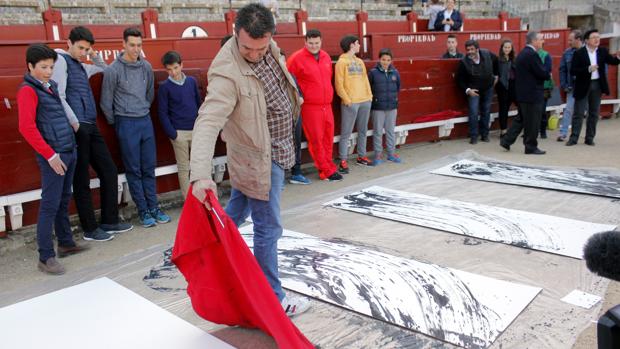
[566,29,620,146]
[500,31,550,155]
[456,39,498,144]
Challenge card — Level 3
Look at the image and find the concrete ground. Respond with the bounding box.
[1,116,619,348]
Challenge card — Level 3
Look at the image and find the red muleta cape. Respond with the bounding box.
[172,189,314,349]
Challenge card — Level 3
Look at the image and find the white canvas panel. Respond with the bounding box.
[431,159,620,199]
[561,290,602,309]
[325,186,616,259]
[239,225,541,349]
[0,277,235,349]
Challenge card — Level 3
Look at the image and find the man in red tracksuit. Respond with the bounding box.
[287,29,342,182]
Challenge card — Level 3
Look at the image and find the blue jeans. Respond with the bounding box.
[559,91,574,137]
[467,87,493,138]
[36,151,77,262]
[115,116,158,215]
[225,161,285,301]
[291,115,303,176]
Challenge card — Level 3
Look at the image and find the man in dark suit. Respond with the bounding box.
[566,29,620,146]
[500,31,550,155]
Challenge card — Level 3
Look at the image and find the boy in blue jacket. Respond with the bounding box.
[157,51,202,198]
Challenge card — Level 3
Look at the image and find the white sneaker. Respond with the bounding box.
[280,294,311,317]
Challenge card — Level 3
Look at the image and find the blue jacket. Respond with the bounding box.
[22,74,75,153]
[59,53,98,124]
[434,9,463,31]
[368,63,401,111]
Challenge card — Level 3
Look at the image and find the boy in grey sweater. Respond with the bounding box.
[101,27,171,227]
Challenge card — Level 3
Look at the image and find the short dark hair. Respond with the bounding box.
[571,29,583,41]
[234,3,275,39]
[584,29,599,40]
[161,51,182,67]
[123,27,143,42]
[305,29,321,40]
[340,35,359,53]
[69,26,95,45]
[26,43,57,69]
[378,48,393,59]
[464,39,479,49]
[447,34,457,40]
[220,34,233,47]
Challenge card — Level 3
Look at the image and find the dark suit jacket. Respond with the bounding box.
[515,46,550,104]
[434,10,462,31]
[570,46,620,99]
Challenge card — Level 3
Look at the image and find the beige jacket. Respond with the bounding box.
[190,37,301,201]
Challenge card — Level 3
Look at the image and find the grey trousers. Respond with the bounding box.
[339,101,371,160]
[371,109,397,159]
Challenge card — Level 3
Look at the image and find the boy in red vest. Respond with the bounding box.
[17,44,89,275]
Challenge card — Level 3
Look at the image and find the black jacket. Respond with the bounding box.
[515,46,550,104]
[570,46,620,100]
[456,49,498,93]
[434,10,463,31]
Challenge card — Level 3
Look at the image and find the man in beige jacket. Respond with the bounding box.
[190,3,309,316]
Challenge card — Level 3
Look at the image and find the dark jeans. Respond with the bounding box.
[540,98,549,136]
[503,102,543,152]
[496,82,516,131]
[73,123,119,233]
[36,151,77,262]
[115,116,158,215]
[467,87,493,138]
[291,115,303,176]
[570,80,602,143]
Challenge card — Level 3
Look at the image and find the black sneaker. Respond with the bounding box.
[83,228,114,242]
[100,222,133,234]
[323,172,343,182]
[338,160,349,174]
[356,156,371,166]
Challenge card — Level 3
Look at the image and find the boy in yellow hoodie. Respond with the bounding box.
[335,35,373,173]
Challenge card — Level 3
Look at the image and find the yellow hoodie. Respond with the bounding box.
[334,53,372,105]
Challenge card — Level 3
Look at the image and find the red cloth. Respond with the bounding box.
[301,104,337,179]
[172,189,314,349]
[413,109,463,123]
[287,48,334,105]
[17,85,56,159]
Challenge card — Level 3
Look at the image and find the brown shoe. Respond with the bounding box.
[57,244,90,258]
[38,257,66,275]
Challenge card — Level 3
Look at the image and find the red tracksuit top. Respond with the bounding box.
[287,48,334,105]
[172,189,314,349]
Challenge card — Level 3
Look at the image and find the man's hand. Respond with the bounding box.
[87,48,99,60]
[191,179,218,209]
[467,89,479,97]
[48,155,68,176]
[589,64,599,73]
[71,122,80,133]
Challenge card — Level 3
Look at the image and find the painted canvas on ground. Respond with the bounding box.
[239,225,541,349]
[430,159,620,199]
[325,186,616,259]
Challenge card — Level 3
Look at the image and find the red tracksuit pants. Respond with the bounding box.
[301,103,337,179]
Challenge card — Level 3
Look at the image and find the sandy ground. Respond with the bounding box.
[1,116,619,348]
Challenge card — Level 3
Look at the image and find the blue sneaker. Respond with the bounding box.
[387,154,402,163]
[100,222,133,234]
[150,208,171,224]
[289,174,311,185]
[140,211,157,228]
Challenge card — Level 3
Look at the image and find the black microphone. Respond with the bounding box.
[583,230,620,349]
[583,230,620,282]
